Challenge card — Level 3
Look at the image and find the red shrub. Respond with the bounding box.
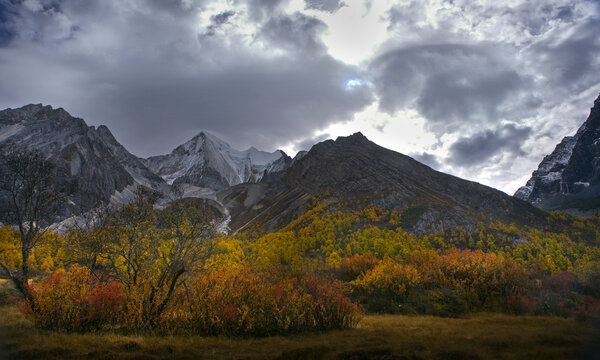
[85,281,125,325]
[185,269,362,336]
[508,293,542,315]
[543,271,578,293]
[25,265,124,331]
[571,295,600,320]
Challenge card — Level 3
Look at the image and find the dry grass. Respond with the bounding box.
[0,279,598,360]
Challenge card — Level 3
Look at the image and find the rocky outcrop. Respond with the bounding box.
[514,136,577,203]
[0,104,168,218]
[515,93,600,215]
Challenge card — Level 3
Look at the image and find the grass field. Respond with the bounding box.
[0,279,598,360]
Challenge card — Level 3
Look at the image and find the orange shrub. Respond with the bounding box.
[337,254,379,281]
[185,269,361,336]
[303,274,361,330]
[438,250,527,311]
[185,270,279,335]
[26,265,124,331]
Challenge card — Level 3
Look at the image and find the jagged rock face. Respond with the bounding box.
[514,136,577,203]
[145,131,288,191]
[220,132,546,234]
[515,94,600,214]
[0,104,167,218]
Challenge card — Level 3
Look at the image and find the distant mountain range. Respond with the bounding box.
[0,104,291,225]
[1,95,599,234]
[515,93,600,216]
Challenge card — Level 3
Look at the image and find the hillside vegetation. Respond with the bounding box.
[1,194,599,335]
[0,280,596,360]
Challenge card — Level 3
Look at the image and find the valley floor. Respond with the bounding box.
[0,309,598,359]
[0,280,598,360]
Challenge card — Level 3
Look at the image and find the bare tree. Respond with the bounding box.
[0,147,65,301]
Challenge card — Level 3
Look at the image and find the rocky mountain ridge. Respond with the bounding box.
[0,104,289,224]
[0,104,168,218]
[515,93,600,215]
[0,103,552,234]
[219,132,546,234]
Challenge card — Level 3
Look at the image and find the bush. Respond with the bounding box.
[507,293,542,315]
[351,251,530,315]
[184,269,362,336]
[337,254,379,281]
[543,271,578,293]
[184,270,279,335]
[27,265,124,331]
[534,271,600,319]
[442,250,527,311]
[352,259,420,313]
[303,274,361,330]
[405,288,467,317]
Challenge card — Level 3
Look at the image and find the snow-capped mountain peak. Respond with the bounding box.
[145,131,287,190]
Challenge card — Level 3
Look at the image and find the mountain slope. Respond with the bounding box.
[0,104,168,218]
[219,133,547,234]
[515,93,600,215]
[144,131,289,191]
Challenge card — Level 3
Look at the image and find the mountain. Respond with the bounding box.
[219,132,547,234]
[0,104,551,234]
[0,104,168,218]
[515,93,600,215]
[0,104,288,224]
[144,131,289,191]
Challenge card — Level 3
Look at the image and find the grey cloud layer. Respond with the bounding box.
[305,0,344,13]
[0,0,372,155]
[449,124,533,167]
[370,44,533,135]
[370,0,600,172]
[0,0,598,194]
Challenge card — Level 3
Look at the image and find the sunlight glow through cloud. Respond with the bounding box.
[345,79,362,89]
[315,0,390,65]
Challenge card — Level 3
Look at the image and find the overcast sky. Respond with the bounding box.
[0,0,599,194]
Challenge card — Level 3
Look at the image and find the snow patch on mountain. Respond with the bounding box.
[515,93,600,213]
[145,131,286,190]
[514,135,577,204]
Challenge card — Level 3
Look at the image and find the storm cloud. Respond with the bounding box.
[0,0,372,155]
[410,152,440,170]
[0,0,598,194]
[364,0,600,191]
[449,124,533,167]
[370,44,534,135]
[259,11,328,53]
